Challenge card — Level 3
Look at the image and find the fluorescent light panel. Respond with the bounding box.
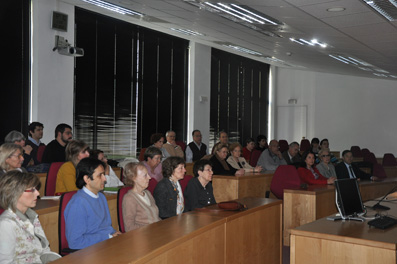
[80,0,143,16]
[289,38,327,48]
[363,0,397,21]
[170,28,203,36]
[222,44,262,56]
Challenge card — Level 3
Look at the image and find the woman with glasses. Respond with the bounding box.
[210,144,244,176]
[153,157,186,219]
[0,143,27,177]
[4,130,34,168]
[227,142,262,173]
[298,151,336,185]
[0,171,61,263]
[316,148,337,178]
[184,159,217,211]
[55,140,90,194]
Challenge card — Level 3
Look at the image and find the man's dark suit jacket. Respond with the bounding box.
[282,151,302,167]
[335,162,371,180]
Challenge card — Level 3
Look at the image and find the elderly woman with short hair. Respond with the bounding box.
[4,130,34,168]
[0,171,61,263]
[316,148,337,179]
[55,140,90,194]
[210,144,245,176]
[153,157,186,219]
[0,143,27,177]
[122,162,161,231]
[150,133,170,161]
[227,142,262,173]
[143,146,163,182]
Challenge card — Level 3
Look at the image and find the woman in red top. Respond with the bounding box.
[242,137,255,163]
[298,151,336,185]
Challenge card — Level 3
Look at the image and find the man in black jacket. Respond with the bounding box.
[335,150,377,181]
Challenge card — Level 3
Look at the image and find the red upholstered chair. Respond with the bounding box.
[0,207,4,215]
[382,153,397,166]
[147,178,158,195]
[373,164,387,179]
[180,174,193,195]
[117,186,133,233]
[45,162,64,196]
[350,146,362,158]
[361,148,371,157]
[363,152,377,165]
[270,165,302,200]
[300,139,310,152]
[279,140,289,153]
[58,191,78,256]
[176,141,186,152]
[138,148,146,162]
[37,145,46,163]
[249,149,262,167]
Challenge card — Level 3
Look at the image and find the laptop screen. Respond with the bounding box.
[335,178,364,218]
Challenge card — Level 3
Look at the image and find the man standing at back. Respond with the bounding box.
[64,158,121,250]
[41,123,73,163]
[257,140,287,171]
[25,122,45,164]
[185,130,208,162]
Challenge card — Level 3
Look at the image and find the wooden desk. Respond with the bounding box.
[212,172,275,202]
[290,200,397,264]
[52,197,282,264]
[283,178,397,246]
[185,162,194,176]
[35,193,118,253]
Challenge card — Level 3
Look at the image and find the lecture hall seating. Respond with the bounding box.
[278,139,289,153]
[45,162,64,196]
[58,191,78,256]
[117,186,133,233]
[383,153,397,166]
[270,165,302,200]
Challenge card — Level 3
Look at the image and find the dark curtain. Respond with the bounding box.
[210,48,269,148]
[0,0,30,143]
[74,8,188,157]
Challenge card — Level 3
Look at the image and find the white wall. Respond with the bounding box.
[275,68,397,157]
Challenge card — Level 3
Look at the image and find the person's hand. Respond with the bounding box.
[112,231,122,237]
[254,166,262,172]
[276,151,283,159]
[371,176,379,181]
[23,145,33,155]
[327,177,336,185]
[235,169,245,176]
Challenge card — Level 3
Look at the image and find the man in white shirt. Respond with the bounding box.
[185,130,208,162]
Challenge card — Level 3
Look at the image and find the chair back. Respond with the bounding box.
[382,153,397,166]
[147,178,158,195]
[37,145,46,163]
[279,140,289,153]
[180,175,193,195]
[363,152,377,165]
[373,164,387,179]
[249,149,262,167]
[0,207,4,215]
[270,165,302,200]
[300,139,310,152]
[361,148,371,157]
[138,148,146,162]
[58,191,77,255]
[176,141,186,152]
[45,162,64,196]
[117,186,133,233]
[350,146,362,158]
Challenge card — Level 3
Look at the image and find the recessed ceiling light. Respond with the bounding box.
[327,7,346,12]
[170,28,204,36]
[80,0,143,16]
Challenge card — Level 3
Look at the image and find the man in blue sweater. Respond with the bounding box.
[64,158,121,250]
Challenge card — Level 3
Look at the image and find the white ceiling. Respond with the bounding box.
[62,0,397,80]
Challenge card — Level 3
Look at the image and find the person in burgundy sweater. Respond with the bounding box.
[297,151,336,185]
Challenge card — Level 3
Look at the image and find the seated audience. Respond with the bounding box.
[282,142,302,166]
[227,143,262,173]
[41,123,73,163]
[257,140,287,171]
[211,131,229,154]
[150,133,169,161]
[64,158,121,250]
[89,149,124,187]
[153,157,186,219]
[122,162,161,231]
[210,144,244,176]
[185,130,208,162]
[317,138,338,163]
[0,143,27,177]
[316,148,337,178]
[55,140,90,194]
[310,137,320,154]
[162,131,184,158]
[335,150,377,181]
[256,135,268,152]
[0,171,61,263]
[25,122,45,164]
[142,146,163,182]
[242,137,255,163]
[4,130,34,168]
[184,159,217,211]
[298,151,335,185]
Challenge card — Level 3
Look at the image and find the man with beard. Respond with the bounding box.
[41,123,73,163]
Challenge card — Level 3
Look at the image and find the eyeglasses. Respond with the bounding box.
[24,187,38,193]
[10,153,23,158]
[203,168,213,172]
[321,155,331,158]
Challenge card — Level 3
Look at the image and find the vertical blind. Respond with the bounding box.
[210,48,269,150]
[74,8,188,158]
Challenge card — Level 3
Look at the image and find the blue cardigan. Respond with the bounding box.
[64,189,115,249]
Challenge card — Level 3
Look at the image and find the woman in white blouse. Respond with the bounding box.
[227,142,262,173]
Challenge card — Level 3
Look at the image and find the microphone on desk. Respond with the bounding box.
[370,185,397,211]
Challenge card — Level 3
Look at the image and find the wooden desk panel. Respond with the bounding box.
[384,166,397,178]
[212,172,274,202]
